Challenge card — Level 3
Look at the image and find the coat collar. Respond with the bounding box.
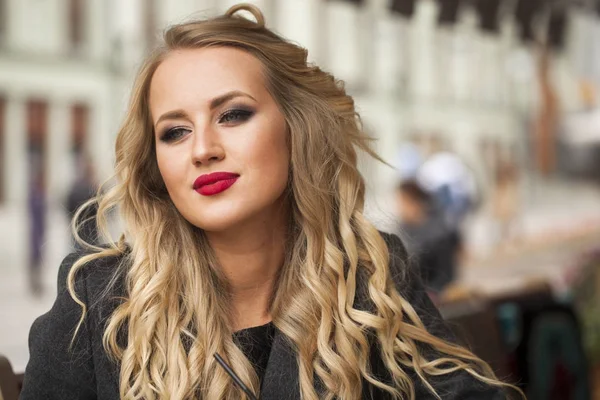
[259,267,379,399]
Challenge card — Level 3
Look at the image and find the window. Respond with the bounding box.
[27,100,48,186]
[328,0,363,4]
[0,0,7,43]
[390,0,416,17]
[437,0,460,26]
[475,0,502,33]
[27,101,48,145]
[71,103,88,153]
[69,0,84,50]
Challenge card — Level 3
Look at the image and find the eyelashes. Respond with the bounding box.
[218,108,254,124]
[158,107,255,143]
[160,126,190,143]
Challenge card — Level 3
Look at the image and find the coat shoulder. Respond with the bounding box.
[377,230,414,291]
[53,247,130,333]
[61,247,128,302]
[21,248,128,399]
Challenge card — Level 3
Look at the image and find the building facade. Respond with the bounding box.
[0,0,596,263]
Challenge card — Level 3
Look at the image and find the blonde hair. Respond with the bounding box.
[68,4,521,400]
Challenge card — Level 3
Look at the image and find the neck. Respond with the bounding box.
[206,202,289,331]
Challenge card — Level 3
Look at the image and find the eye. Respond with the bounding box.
[218,108,254,125]
[160,127,190,143]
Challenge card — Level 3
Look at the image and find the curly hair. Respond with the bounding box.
[67,3,521,399]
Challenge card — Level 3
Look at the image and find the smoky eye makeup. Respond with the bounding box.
[217,105,255,125]
[159,126,191,143]
[156,102,256,143]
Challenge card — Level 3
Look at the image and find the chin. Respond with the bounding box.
[194,219,239,233]
[184,207,252,233]
[176,194,285,233]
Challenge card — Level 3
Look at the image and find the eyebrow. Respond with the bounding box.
[155,90,257,126]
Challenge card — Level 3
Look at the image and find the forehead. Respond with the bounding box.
[149,47,267,109]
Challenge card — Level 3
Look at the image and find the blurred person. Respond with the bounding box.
[27,170,46,296]
[396,180,458,294]
[417,151,478,230]
[66,153,99,249]
[21,4,521,400]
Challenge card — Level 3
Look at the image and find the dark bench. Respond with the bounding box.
[0,356,22,400]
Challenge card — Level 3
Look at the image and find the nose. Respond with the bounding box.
[191,125,225,166]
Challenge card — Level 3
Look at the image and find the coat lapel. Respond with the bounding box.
[259,329,301,399]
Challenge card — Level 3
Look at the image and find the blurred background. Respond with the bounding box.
[1,0,600,398]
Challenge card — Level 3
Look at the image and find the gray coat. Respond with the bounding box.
[20,232,503,399]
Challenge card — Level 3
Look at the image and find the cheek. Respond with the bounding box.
[156,150,183,193]
[267,152,290,193]
[250,131,289,186]
[271,152,290,198]
[244,155,288,198]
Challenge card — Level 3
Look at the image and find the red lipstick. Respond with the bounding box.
[193,172,239,196]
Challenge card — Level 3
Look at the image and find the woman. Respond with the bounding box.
[21,4,519,399]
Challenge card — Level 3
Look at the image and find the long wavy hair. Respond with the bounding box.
[68,4,520,400]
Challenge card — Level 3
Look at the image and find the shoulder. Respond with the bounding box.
[376,231,450,336]
[355,231,414,311]
[49,246,130,334]
[374,233,506,399]
[378,230,408,267]
[33,246,129,360]
[59,247,129,304]
[378,230,405,250]
[377,230,416,293]
[21,248,128,399]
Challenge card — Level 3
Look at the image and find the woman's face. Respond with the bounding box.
[149,47,290,232]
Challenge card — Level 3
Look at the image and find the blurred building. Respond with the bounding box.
[1,0,600,263]
[0,0,115,266]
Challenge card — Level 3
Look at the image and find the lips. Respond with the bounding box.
[193,172,239,196]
